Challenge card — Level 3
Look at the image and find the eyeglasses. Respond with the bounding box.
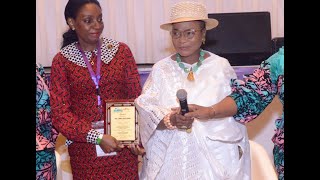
[170,28,203,39]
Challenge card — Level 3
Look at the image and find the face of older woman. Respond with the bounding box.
[171,21,205,59]
[69,3,104,51]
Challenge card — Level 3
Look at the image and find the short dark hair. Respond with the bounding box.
[62,0,101,49]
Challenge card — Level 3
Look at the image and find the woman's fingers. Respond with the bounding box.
[175,114,194,129]
[128,144,145,155]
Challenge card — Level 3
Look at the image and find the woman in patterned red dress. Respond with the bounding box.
[50,0,143,179]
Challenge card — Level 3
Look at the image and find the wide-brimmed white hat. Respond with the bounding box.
[160,1,219,31]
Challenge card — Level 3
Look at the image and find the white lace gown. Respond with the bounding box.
[135,51,251,180]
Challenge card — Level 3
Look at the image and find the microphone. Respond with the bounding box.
[176,89,189,115]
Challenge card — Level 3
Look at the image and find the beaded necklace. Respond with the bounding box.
[176,49,205,81]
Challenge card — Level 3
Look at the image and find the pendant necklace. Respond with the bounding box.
[90,51,96,65]
[176,49,205,81]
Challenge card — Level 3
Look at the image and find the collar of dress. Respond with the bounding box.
[60,37,120,67]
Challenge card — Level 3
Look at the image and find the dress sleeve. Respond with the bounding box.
[50,53,92,143]
[229,66,273,123]
[134,64,171,146]
[121,43,142,99]
[229,47,284,123]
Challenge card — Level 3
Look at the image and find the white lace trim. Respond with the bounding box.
[60,37,120,67]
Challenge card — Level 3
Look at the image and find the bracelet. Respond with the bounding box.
[210,105,216,118]
[96,134,103,145]
[163,113,177,130]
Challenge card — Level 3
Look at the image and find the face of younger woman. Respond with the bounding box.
[69,3,104,50]
[171,21,205,59]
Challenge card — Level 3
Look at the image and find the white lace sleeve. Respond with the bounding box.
[134,65,171,146]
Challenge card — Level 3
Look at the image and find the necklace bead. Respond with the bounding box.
[176,49,205,81]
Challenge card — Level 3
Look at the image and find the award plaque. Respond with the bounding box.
[105,99,139,145]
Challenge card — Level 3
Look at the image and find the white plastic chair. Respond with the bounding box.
[55,134,73,180]
[249,140,278,180]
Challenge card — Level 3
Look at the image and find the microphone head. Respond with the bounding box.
[176,89,187,101]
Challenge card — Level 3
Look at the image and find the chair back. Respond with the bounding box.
[249,140,278,180]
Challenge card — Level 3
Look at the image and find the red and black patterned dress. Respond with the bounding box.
[50,37,142,179]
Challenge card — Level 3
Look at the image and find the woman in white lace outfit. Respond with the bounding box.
[135,2,251,180]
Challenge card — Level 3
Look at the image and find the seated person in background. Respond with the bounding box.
[135,2,251,179]
[36,63,59,179]
[186,47,284,180]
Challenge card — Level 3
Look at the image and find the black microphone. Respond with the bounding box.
[176,89,189,115]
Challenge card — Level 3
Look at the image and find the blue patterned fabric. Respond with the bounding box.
[36,63,58,180]
[229,47,284,180]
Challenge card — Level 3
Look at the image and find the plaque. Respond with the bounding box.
[106,99,139,145]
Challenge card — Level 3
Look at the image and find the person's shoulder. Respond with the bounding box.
[36,63,44,75]
[266,46,284,76]
[154,55,173,66]
[101,37,123,48]
[118,41,129,48]
[114,41,129,50]
[59,42,77,59]
[205,50,226,60]
[148,55,172,73]
[101,37,133,55]
[36,62,42,69]
[205,50,231,66]
[263,46,284,68]
[52,51,65,63]
[119,42,133,53]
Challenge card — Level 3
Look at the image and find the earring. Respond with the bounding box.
[202,38,206,45]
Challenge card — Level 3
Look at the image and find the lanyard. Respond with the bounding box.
[77,41,102,114]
